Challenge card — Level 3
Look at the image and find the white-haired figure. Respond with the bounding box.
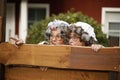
[10,19,70,46]
[10,19,70,71]
[68,22,104,52]
[44,19,70,45]
[9,20,103,72]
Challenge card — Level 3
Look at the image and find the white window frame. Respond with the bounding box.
[101,7,120,37]
[19,0,28,43]
[108,20,120,37]
[6,3,15,42]
[28,3,50,18]
[108,20,120,46]
[19,2,50,43]
[101,7,120,46]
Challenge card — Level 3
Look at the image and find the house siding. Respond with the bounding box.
[6,0,120,46]
[7,0,120,23]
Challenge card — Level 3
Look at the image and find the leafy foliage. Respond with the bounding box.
[26,11,109,46]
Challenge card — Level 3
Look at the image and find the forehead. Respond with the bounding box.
[51,29,61,35]
[70,32,80,37]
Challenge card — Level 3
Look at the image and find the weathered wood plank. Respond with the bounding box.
[0,42,71,68]
[70,46,120,71]
[0,42,120,72]
[5,66,109,80]
[0,42,17,64]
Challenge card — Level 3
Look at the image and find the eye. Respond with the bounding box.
[56,34,61,38]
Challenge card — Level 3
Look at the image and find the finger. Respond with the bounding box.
[13,44,19,48]
[10,37,18,41]
[95,46,99,52]
[91,44,98,52]
[40,67,44,71]
[95,45,102,52]
[91,44,96,51]
[44,67,48,71]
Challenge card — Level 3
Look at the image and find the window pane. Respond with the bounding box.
[28,8,35,21]
[109,22,120,30]
[37,8,46,21]
[28,8,46,28]
[108,22,120,46]
[109,22,120,37]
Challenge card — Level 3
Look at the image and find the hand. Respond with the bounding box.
[40,67,48,71]
[91,44,104,52]
[38,41,49,45]
[9,37,24,47]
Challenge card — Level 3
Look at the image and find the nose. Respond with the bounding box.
[52,36,56,41]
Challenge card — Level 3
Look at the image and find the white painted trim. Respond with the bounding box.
[101,7,120,37]
[107,20,120,35]
[6,3,15,42]
[28,3,50,17]
[19,0,28,43]
[19,2,50,43]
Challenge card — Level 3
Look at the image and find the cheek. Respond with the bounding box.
[57,39,64,44]
[75,40,80,45]
[73,41,78,46]
[75,40,83,46]
[69,39,82,46]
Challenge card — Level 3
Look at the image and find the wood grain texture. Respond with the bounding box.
[5,66,109,80]
[0,43,71,68]
[0,42,120,72]
[70,46,120,71]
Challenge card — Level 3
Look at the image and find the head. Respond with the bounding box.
[68,22,97,46]
[45,20,70,45]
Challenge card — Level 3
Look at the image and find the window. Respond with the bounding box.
[6,3,15,42]
[108,22,120,46]
[101,7,120,46]
[28,4,49,28]
[108,22,120,37]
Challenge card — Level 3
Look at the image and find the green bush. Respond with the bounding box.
[26,11,109,46]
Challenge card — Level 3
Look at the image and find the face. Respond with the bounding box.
[50,29,64,45]
[69,32,85,46]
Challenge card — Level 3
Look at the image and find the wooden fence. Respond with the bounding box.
[0,42,120,80]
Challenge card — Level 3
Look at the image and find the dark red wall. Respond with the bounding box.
[28,0,120,23]
[28,0,64,15]
[62,0,120,23]
[8,0,120,23]
[7,0,120,35]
